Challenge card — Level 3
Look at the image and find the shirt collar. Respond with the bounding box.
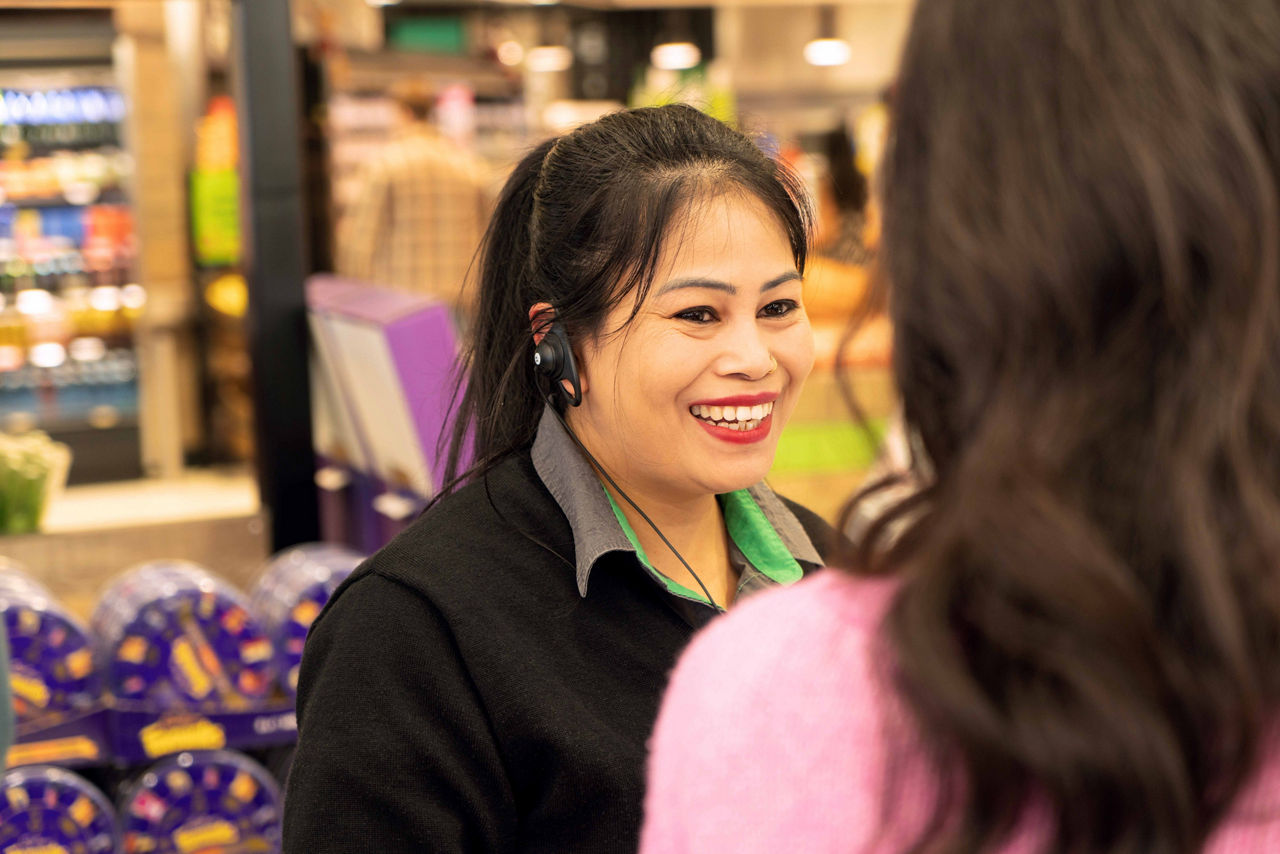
[531,405,824,597]
[532,406,633,596]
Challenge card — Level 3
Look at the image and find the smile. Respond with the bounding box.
[689,401,774,432]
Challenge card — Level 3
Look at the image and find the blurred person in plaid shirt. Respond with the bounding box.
[335,78,492,317]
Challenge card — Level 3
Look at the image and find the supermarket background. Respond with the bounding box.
[0,1,901,850]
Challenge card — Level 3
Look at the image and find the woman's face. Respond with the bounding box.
[567,192,814,502]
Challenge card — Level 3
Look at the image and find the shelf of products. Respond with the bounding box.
[0,81,145,484]
[1,543,362,851]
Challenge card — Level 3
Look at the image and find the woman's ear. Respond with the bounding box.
[527,302,587,401]
[529,302,555,345]
[575,353,589,397]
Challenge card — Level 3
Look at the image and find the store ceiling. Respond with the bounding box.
[598,0,911,5]
[396,0,911,7]
[0,0,912,11]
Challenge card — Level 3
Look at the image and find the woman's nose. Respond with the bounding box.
[715,324,774,379]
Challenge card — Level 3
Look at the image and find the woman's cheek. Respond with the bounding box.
[783,322,816,382]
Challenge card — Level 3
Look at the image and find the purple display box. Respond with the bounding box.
[8,704,112,769]
[107,700,297,765]
[307,275,472,552]
[6,701,297,769]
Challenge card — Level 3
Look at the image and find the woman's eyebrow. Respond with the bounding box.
[655,270,801,297]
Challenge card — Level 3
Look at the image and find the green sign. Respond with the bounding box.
[388,17,466,55]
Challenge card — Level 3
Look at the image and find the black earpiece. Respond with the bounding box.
[532,320,582,406]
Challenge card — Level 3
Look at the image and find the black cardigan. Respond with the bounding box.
[282,449,835,854]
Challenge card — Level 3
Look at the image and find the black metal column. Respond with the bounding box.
[230,0,319,549]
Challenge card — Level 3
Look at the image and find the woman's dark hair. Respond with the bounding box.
[821,123,868,215]
[443,104,811,486]
[847,0,1280,851]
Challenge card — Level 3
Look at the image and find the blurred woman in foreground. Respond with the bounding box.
[642,0,1280,851]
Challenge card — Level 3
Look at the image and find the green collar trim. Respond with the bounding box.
[720,489,804,584]
[602,485,804,605]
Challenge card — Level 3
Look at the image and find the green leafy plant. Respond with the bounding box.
[0,431,71,535]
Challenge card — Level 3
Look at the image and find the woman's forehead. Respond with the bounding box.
[653,195,794,275]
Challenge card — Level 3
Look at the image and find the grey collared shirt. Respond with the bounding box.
[530,406,822,613]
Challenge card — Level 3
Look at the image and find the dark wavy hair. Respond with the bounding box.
[847,0,1280,851]
[442,104,811,487]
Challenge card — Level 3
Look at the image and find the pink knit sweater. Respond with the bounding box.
[641,570,1280,853]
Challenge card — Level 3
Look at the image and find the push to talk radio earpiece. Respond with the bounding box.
[532,320,582,406]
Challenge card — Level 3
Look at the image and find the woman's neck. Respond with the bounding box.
[562,410,741,607]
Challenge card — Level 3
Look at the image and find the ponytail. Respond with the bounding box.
[442,139,557,487]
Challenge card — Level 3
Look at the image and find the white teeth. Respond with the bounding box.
[690,401,774,429]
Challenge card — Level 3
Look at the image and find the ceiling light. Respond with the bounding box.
[651,42,701,71]
[805,5,851,67]
[804,38,851,66]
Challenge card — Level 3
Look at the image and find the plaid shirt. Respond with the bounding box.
[335,125,492,307]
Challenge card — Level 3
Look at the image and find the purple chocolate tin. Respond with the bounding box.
[0,562,101,724]
[91,561,276,712]
[118,749,282,854]
[0,764,118,854]
[250,543,363,699]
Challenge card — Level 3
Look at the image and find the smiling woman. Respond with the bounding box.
[562,192,816,603]
[282,104,838,854]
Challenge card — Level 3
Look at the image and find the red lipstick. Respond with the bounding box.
[688,392,779,446]
[695,413,774,444]
[690,392,778,407]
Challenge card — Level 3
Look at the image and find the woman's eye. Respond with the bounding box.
[760,299,799,318]
[675,307,717,323]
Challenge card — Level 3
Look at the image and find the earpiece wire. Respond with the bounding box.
[544,393,725,613]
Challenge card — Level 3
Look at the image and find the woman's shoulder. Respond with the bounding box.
[336,450,574,608]
[694,568,897,664]
[643,570,920,853]
[654,570,899,750]
[379,450,569,563]
[412,449,552,534]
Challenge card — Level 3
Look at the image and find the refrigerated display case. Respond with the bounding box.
[0,73,145,484]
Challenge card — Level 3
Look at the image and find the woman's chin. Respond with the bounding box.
[697,457,777,496]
